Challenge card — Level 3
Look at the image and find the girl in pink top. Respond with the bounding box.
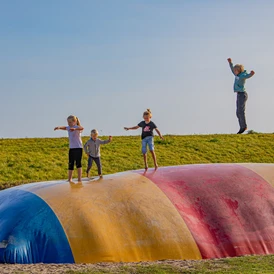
[54,115,84,182]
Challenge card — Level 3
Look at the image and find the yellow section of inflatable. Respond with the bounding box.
[26,172,202,263]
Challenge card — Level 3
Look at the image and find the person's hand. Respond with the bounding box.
[109,136,113,141]
[227,58,232,63]
[160,136,164,140]
[54,127,59,131]
[124,127,129,131]
[250,70,255,76]
[69,127,76,132]
[86,153,89,157]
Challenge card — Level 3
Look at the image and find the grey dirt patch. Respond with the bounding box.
[0,260,208,274]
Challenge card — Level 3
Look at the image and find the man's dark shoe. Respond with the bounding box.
[237,128,247,134]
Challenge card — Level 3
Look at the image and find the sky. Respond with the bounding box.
[1,0,274,138]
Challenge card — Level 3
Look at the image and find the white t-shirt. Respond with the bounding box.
[66,126,83,149]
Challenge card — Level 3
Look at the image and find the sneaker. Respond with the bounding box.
[237,128,247,134]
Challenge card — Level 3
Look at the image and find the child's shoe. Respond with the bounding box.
[237,128,247,134]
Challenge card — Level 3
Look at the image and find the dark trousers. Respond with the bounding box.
[68,148,82,170]
[236,92,248,129]
[87,156,102,175]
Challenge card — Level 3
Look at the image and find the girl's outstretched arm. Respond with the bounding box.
[227,58,236,76]
[54,126,67,130]
[155,128,164,140]
[69,126,84,131]
[241,70,255,79]
[99,136,112,144]
[124,126,140,131]
[75,126,84,131]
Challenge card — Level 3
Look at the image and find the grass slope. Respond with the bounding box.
[0,133,273,190]
[64,254,274,273]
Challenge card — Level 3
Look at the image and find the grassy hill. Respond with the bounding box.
[0,133,273,190]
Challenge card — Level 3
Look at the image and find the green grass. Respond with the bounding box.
[1,133,274,189]
[63,255,274,273]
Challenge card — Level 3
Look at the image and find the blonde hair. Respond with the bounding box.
[67,115,81,126]
[143,108,152,118]
[90,129,99,137]
[234,64,244,73]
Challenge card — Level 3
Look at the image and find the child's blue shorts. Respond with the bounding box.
[142,136,154,154]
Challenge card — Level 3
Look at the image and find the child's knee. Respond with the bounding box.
[142,148,147,154]
[68,162,74,170]
[148,139,154,151]
[148,144,154,151]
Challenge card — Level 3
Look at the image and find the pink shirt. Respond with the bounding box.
[66,126,83,149]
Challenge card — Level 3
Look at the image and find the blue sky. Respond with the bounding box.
[1,0,274,138]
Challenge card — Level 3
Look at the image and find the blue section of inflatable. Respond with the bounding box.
[0,188,74,264]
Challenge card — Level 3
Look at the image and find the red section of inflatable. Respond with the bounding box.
[137,165,274,259]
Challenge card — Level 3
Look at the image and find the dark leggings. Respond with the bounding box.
[68,148,83,170]
[236,92,248,129]
[87,156,102,175]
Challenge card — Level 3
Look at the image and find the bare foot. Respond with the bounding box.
[76,182,83,187]
[69,182,83,188]
[154,165,158,170]
[145,165,148,170]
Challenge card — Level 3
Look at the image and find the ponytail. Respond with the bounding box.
[143,109,152,118]
[67,115,81,126]
[75,116,81,126]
